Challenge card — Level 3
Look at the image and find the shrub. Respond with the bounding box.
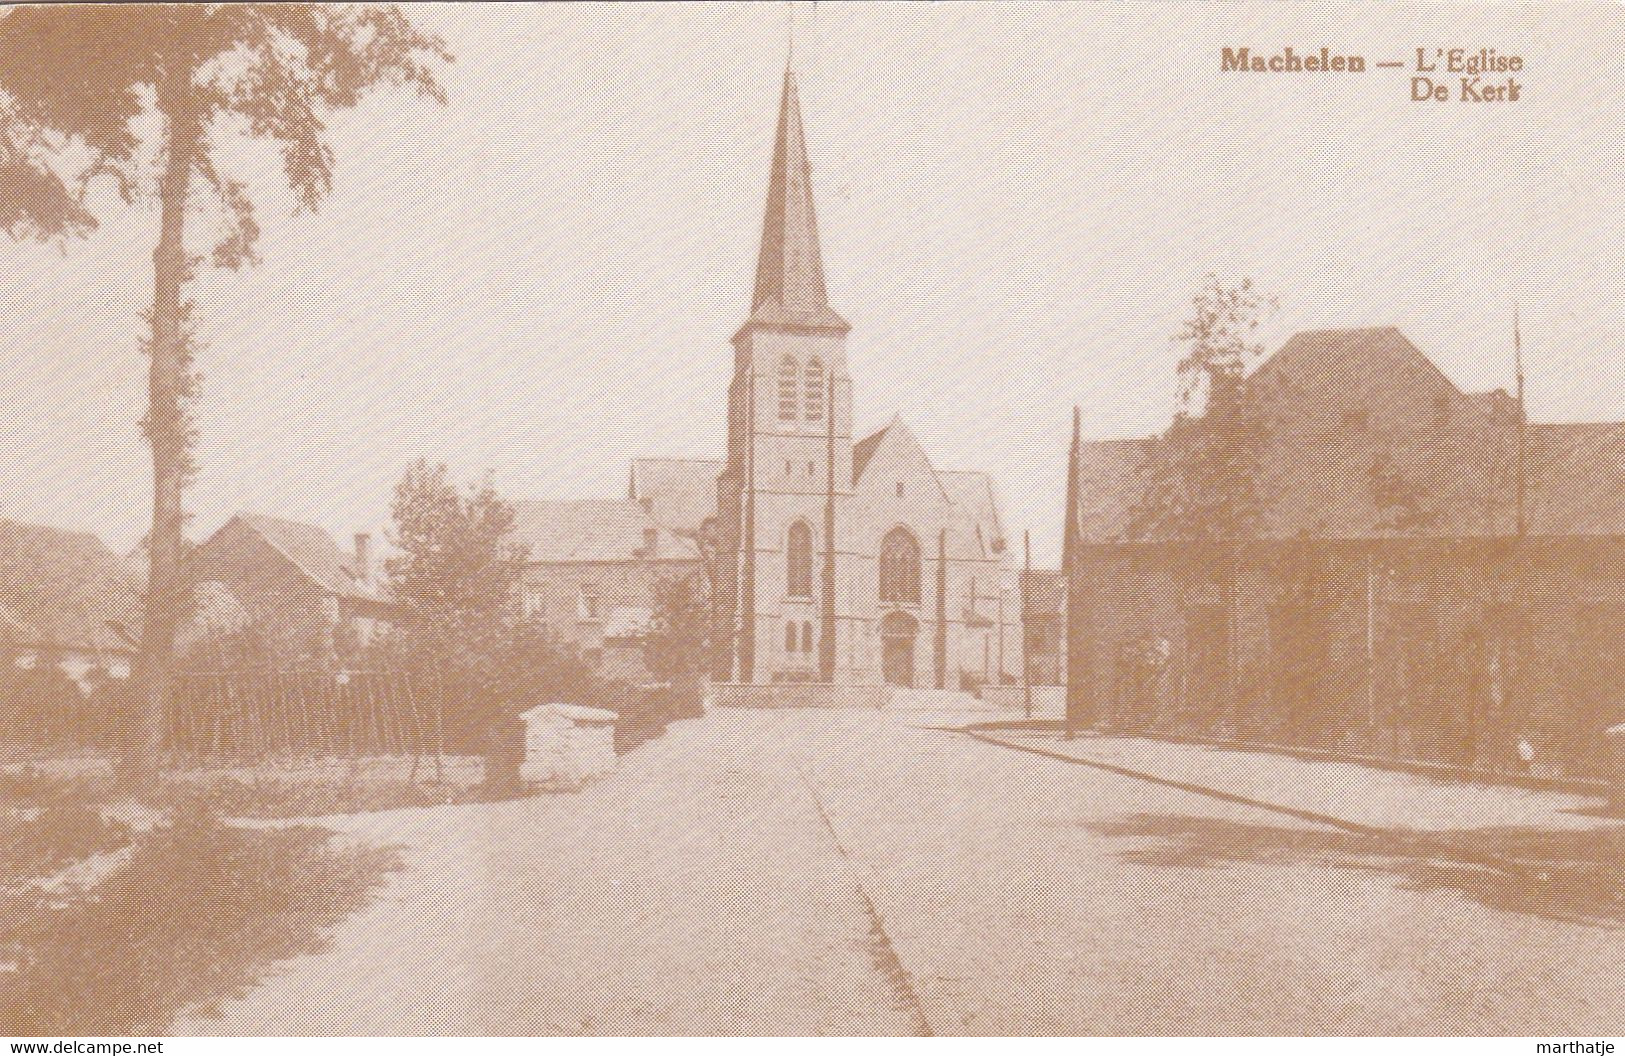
[611,681,704,753]
[0,809,400,1034]
[0,803,131,882]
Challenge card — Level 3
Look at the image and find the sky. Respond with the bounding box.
[4,2,1623,565]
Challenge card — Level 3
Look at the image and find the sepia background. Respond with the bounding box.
[5,2,1623,565]
[4,1,1625,1039]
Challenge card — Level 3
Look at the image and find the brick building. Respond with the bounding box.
[185,513,393,666]
[509,499,701,682]
[1068,326,1625,778]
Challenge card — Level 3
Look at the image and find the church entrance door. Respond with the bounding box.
[880,611,918,687]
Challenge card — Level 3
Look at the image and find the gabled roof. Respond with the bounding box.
[851,416,951,503]
[937,470,1006,554]
[1073,436,1156,544]
[629,457,722,535]
[510,499,700,564]
[1247,326,1457,397]
[0,518,141,654]
[1072,327,1625,544]
[1249,431,1507,539]
[739,67,849,336]
[1527,422,1625,536]
[200,513,386,603]
[851,423,889,480]
[851,416,1009,558]
[1527,421,1625,468]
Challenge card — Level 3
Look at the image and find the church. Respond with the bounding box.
[517,65,1023,699]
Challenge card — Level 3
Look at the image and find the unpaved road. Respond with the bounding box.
[178,709,1625,1035]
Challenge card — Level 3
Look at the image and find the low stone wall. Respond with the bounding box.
[519,703,618,790]
[708,682,890,710]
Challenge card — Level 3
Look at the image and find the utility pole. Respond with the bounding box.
[1366,552,1376,733]
[820,367,837,682]
[1023,530,1033,719]
[739,364,757,683]
[1063,406,1090,738]
[935,528,948,691]
[1515,304,1527,540]
[1508,305,1529,765]
[996,570,1006,687]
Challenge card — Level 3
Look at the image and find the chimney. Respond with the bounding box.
[643,527,659,560]
[354,532,372,585]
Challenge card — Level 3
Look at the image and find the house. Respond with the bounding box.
[1020,567,1066,687]
[185,513,392,665]
[629,457,723,542]
[0,518,142,688]
[510,499,701,682]
[1067,325,1625,778]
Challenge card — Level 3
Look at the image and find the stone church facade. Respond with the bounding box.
[525,66,1023,694]
[693,67,1020,691]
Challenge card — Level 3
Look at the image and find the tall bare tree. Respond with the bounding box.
[0,6,449,784]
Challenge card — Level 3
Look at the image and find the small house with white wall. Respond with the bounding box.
[0,518,142,688]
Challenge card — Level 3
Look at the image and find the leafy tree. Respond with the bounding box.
[386,459,529,752]
[1124,277,1276,728]
[0,6,449,783]
[1128,276,1276,543]
[644,573,709,687]
[681,516,729,679]
[496,617,600,713]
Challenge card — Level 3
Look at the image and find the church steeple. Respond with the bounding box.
[722,56,855,686]
[743,64,849,334]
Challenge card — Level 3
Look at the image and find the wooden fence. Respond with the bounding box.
[1,665,456,761]
[165,668,448,759]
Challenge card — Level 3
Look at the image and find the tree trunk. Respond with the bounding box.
[123,73,199,790]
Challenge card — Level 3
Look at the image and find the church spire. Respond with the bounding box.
[743,63,849,334]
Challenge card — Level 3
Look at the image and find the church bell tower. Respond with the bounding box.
[718,64,853,684]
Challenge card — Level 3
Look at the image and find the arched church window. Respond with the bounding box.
[804,358,825,421]
[786,621,799,652]
[878,527,921,605]
[802,621,814,653]
[778,355,798,420]
[786,521,813,598]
